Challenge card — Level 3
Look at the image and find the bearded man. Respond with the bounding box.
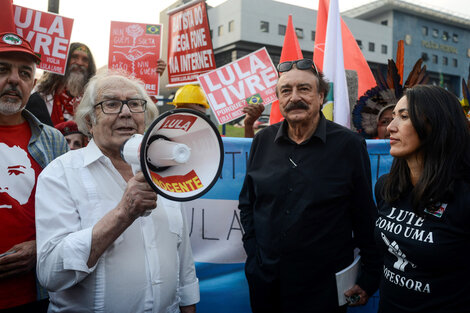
[0,31,68,311]
[25,42,96,126]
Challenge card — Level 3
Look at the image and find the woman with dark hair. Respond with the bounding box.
[375,85,470,312]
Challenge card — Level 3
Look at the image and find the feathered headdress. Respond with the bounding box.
[461,73,469,119]
[352,41,428,138]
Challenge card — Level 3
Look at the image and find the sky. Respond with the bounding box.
[11,0,470,68]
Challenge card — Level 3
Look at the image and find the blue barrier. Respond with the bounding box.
[190,138,392,313]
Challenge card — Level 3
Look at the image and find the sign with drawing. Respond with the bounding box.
[108,21,162,95]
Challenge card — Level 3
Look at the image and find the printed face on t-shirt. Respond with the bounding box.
[0,143,35,209]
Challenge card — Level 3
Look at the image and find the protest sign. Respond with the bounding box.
[167,0,216,86]
[108,21,162,95]
[13,5,73,75]
[198,47,278,125]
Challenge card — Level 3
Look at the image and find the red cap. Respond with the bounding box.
[0,32,41,63]
[55,121,82,136]
[0,0,40,63]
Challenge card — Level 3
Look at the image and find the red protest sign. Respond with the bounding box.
[198,48,278,125]
[13,5,73,75]
[108,21,162,96]
[167,0,216,86]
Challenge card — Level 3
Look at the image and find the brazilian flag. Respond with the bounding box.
[146,25,161,35]
[246,94,263,105]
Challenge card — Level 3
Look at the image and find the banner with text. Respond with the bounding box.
[167,0,216,86]
[13,5,73,75]
[198,48,278,125]
[184,138,391,313]
[108,21,162,96]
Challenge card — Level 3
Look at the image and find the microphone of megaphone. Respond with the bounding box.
[121,134,191,173]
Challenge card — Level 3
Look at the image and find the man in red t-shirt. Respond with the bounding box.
[0,30,68,312]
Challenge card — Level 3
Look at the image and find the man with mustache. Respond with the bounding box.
[35,71,199,312]
[0,31,68,311]
[25,42,97,126]
[239,59,381,313]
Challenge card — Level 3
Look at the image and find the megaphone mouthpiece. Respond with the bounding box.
[147,138,191,167]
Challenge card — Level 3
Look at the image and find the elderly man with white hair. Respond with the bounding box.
[35,71,199,313]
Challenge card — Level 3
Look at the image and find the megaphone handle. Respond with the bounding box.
[131,164,152,217]
[131,164,141,176]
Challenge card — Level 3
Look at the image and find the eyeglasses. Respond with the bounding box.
[277,59,319,75]
[94,99,147,114]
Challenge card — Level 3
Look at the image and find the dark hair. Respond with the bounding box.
[36,42,96,95]
[382,85,470,215]
[314,69,330,105]
[276,66,330,105]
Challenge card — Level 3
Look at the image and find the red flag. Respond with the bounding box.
[314,0,376,98]
[269,15,304,125]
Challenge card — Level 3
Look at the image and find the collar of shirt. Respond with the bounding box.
[274,112,327,145]
[22,109,44,142]
[83,139,108,167]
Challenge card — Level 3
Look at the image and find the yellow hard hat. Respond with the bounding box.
[169,85,209,108]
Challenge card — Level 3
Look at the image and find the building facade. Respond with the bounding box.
[159,0,469,98]
[344,0,470,96]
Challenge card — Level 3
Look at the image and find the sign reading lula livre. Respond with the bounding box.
[13,5,73,75]
[108,21,162,95]
[198,48,278,125]
[167,0,216,86]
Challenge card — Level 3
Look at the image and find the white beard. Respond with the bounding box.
[0,88,24,115]
[0,100,24,115]
[65,66,87,97]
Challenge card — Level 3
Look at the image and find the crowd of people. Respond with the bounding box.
[1,10,469,313]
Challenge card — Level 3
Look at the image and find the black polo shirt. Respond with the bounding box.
[239,113,381,296]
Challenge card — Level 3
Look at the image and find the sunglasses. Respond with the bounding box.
[277,59,319,75]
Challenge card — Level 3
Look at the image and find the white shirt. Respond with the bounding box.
[35,140,199,313]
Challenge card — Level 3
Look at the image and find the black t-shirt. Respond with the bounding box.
[375,175,470,313]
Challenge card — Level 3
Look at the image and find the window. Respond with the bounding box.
[295,28,304,39]
[218,25,223,36]
[432,29,439,38]
[356,40,363,49]
[210,29,213,38]
[369,42,375,52]
[442,31,449,41]
[260,21,269,33]
[311,31,316,41]
[453,58,458,67]
[432,55,438,64]
[278,24,286,36]
[421,52,429,62]
[381,20,388,26]
[422,26,428,36]
[443,56,448,65]
[453,33,459,43]
[381,45,387,54]
[228,20,234,32]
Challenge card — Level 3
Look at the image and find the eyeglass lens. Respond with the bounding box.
[101,100,146,113]
[277,59,318,74]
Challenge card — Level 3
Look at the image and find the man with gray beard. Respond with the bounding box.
[0,30,68,311]
[26,42,97,126]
